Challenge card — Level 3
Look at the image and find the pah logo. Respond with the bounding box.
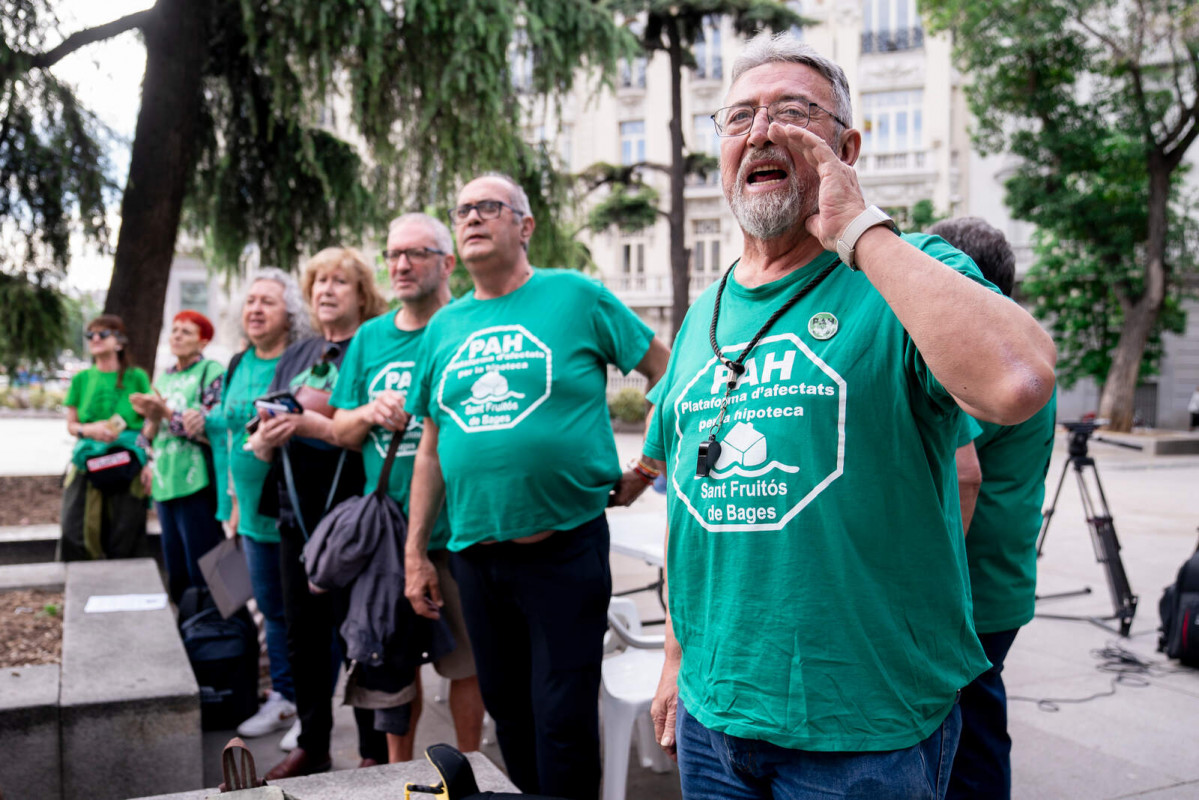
[438,325,552,433]
[368,361,418,458]
[673,332,846,532]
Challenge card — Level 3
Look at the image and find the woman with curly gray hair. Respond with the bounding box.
[204,267,310,739]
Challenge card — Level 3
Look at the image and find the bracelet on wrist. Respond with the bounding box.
[629,461,659,485]
[629,457,661,478]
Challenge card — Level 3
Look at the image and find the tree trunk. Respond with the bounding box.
[666,19,689,344]
[1097,155,1170,431]
[104,0,210,375]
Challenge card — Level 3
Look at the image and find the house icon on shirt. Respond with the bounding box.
[714,422,768,470]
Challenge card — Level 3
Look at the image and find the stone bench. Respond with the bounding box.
[0,558,202,800]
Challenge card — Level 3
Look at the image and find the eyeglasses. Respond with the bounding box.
[85,330,115,341]
[447,200,520,224]
[383,247,446,264]
[711,100,849,137]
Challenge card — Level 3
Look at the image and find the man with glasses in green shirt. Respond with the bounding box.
[930,216,1057,800]
[330,213,484,763]
[642,33,1057,800]
[404,173,670,800]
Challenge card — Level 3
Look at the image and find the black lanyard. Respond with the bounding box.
[696,258,839,477]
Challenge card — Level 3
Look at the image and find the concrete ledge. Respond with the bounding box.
[1091,431,1199,456]
[60,559,202,800]
[0,523,162,567]
[133,751,519,799]
[0,561,64,591]
[0,664,61,800]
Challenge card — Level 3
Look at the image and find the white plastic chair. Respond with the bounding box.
[601,598,674,800]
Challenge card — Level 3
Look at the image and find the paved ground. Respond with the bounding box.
[10,419,1199,797]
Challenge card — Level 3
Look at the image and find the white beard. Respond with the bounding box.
[726,147,812,240]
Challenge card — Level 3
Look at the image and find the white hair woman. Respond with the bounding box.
[204,267,310,740]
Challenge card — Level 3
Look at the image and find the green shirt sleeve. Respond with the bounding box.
[589,284,654,374]
[329,330,366,411]
[404,328,436,420]
[65,370,86,409]
[957,415,983,447]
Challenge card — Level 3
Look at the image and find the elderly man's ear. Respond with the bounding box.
[839,128,862,166]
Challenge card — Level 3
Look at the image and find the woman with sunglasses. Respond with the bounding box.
[60,315,153,561]
[247,247,389,778]
[130,311,226,604]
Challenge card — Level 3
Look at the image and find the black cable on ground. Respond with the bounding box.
[1008,641,1189,712]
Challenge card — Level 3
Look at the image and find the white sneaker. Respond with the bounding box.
[279,719,301,752]
[237,691,297,738]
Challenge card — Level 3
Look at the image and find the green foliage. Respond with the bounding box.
[0,385,66,411]
[187,0,636,276]
[922,0,1199,398]
[909,199,944,231]
[0,272,70,374]
[0,1,113,276]
[608,386,648,423]
[1022,230,1186,387]
[589,185,661,232]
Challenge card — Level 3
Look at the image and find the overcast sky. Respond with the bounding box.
[52,0,152,290]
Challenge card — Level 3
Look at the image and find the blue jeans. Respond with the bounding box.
[676,697,961,800]
[242,536,294,701]
[156,491,224,604]
[947,629,1019,800]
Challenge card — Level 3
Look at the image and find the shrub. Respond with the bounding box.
[609,387,647,424]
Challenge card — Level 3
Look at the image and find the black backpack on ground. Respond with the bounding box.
[178,587,260,730]
[1158,539,1199,668]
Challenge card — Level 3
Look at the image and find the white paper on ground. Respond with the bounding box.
[83,593,169,613]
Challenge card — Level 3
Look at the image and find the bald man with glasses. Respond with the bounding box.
[403,173,669,800]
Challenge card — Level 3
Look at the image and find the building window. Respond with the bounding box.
[621,120,646,166]
[788,1,805,39]
[692,220,721,273]
[560,124,573,168]
[694,16,722,80]
[622,243,645,274]
[861,0,923,53]
[510,28,534,92]
[179,281,209,316]
[861,90,923,168]
[691,113,721,186]
[620,56,647,89]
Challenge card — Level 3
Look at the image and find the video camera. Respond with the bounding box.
[1061,419,1143,458]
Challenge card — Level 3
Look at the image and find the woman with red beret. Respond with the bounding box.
[131,310,227,603]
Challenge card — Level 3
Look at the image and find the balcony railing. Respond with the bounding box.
[608,272,720,298]
[857,150,927,172]
[861,27,924,54]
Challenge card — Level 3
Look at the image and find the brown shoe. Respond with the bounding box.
[358,757,381,768]
[263,748,331,781]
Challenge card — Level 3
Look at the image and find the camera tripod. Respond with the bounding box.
[1035,421,1139,637]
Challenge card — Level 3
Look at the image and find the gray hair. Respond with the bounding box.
[388,213,454,254]
[928,217,1016,297]
[731,32,853,129]
[479,172,532,218]
[240,267,313,344]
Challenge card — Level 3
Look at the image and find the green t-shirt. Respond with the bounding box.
[150,359,224,502]
[330,310,451,550]
[407,269,654,548]
[967,391,1057,633]
[216,349,282,542]
[643,235,992,752]
[65,366,151,430]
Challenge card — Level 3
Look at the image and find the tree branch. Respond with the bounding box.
[28,9,155,72]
